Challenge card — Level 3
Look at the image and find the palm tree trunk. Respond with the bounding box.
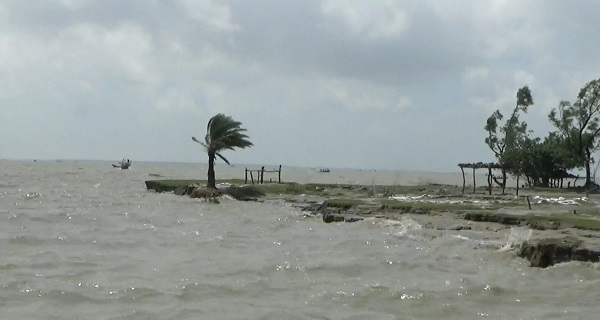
[207,151,216,189]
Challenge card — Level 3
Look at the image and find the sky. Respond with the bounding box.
[1,0,600,172]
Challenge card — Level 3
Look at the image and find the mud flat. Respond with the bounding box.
[145,180,600,268]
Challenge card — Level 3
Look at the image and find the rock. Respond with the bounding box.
[518,236,600,268]
[175,185,197,196]
[223,185,263,201]
[322,212,364,223]
[190,187,222,202]
[317,200,364,223]
[463,212,523,226]
[323,213,345,223]
[344,215,364,223]
[145,180,203,194]
[448,225,471,231]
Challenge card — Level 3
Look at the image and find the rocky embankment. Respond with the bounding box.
[305,199,600,268]
[145,180,262,201]
[145,180,600,268]
[517,233,600,268]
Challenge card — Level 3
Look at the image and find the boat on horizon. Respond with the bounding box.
[113,159,131,170]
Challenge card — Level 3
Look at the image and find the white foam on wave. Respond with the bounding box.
[532,195,587,205]
[389,194,496,205]
[366,217,425,240]
[388,217,423,238]
[499,227,532,252]
[451,234,471,241]
[370,217,406,228]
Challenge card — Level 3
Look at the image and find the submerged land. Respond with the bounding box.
[145,179,600,268]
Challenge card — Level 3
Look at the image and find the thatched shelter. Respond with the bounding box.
[458,162,503,194]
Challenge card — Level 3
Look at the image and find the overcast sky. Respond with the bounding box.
[1,0,600,171]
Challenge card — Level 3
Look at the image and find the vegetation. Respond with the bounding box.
[192,114,253,189]
[327,199,368,209]
[484,86,534,193]
[224,185,265,199]
[549,78,600,187]
[467,211,600,232]
[484,77,600,190]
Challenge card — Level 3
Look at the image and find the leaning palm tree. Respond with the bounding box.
[192,114,253,189]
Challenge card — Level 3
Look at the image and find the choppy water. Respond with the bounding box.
[1,160,598,319]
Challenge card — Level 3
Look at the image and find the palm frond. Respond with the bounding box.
[191,136,209,150]
[204,114,253,153]
[216,152,231,165]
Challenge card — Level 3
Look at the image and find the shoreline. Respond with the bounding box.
[145,179,600,268]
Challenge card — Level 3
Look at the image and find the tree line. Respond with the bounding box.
[485,78,600,192]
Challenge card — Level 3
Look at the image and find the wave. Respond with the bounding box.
[176,282,245,301]
[498,227,532,252]
[41,289,99,304]
[106,286,163,301]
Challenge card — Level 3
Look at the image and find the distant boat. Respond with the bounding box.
[113,159,131,169]
[319,168,330,173]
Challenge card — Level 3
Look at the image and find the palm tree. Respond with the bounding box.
[192,114,253,189]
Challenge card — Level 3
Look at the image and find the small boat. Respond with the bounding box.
[113,159,131,169]
[319,168,330,173]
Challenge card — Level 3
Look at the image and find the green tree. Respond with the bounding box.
[549,78,600,187]
[192,114,253,189]
[519,133,577,188]
[484,86,534,193]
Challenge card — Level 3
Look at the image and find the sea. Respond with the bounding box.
[1,160,598,319]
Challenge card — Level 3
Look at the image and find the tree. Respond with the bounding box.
[518,133,577,188]
[192,114,253,189]
[549,78,600,187]
[484,86,534,193]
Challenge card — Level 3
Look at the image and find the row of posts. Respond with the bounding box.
[245,165,282,184]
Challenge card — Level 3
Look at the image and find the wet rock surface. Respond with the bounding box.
[518,236,600,268]
[314,201,365,223]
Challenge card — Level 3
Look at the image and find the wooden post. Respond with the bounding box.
[526,195,531,210]
[245,168,248,184]
[460,166,465,194]
[516,175,520,196]
[250,171,255,184]
[473,168,476,194]
[261,166,265,184]
[278,165,282,184]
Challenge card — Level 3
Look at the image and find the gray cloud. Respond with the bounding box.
[1,0,600,171]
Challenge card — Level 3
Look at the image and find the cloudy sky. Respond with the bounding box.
[1,0,599,171]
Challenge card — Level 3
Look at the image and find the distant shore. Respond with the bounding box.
[145,179,600,268]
